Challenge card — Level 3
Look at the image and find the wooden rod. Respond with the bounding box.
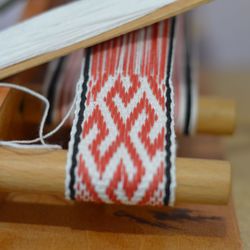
[0,147,231,205]
[0,0,211,80]
[20,95,236,136]
[197,97,236,135]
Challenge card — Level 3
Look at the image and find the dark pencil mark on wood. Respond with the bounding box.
[114,210,178,230]
[149,208,222,222]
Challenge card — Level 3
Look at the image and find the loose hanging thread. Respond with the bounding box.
[0,0,77,149]
[0,61,85,149]
[66,18,176,206]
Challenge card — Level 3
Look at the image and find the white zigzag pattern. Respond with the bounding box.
[76,74,166,204]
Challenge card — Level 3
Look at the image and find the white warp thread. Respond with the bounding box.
[0,0,175,69]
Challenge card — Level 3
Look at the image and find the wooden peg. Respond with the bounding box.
[0,147,231,205]
[19,95,236,137]
[197,97,236,135]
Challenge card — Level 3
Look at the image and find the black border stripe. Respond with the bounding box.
[69,48,91,200]
[46,57,66,124]
[183,18,192,135]
[164,17,176,205]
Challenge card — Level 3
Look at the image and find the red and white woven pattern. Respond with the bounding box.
[44,16,197,137]
[66,19,176,206]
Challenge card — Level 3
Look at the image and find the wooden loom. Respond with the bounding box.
[0,0,241,249]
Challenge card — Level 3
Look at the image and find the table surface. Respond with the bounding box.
[0,70,247,249]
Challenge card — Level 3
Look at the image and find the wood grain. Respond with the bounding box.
[0,192,241,249]
[0,0,211,80]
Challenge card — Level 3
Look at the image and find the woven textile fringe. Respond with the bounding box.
[65,18,176,206]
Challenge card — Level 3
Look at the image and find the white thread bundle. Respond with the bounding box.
[0,0,175,69]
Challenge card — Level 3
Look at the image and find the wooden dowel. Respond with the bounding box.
[0,0,211,80]
[197,97,236,135]
[175,157,231,204]
[0,147,231,205]
[19,95,236,136]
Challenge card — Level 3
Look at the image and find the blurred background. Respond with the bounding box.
[0,0,249,248]
[193,0,250,248]
[194,0,250,71]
